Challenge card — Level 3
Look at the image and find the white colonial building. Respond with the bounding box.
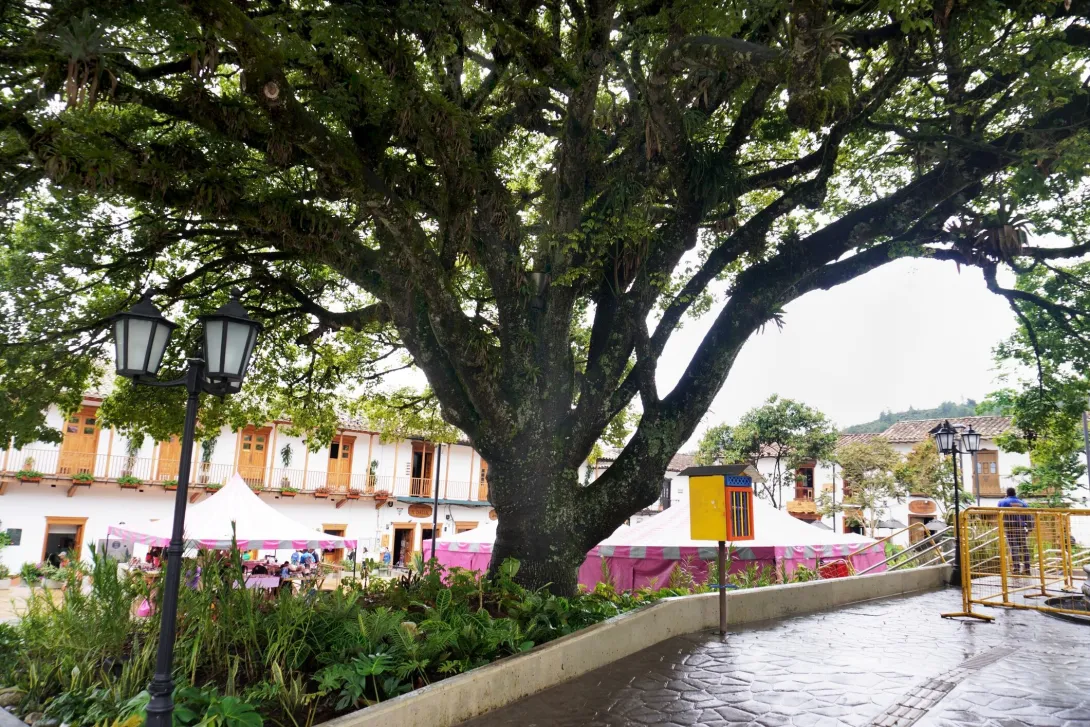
[0,394,495,572]
[600,416,1038,545]
[763,416,1031,541]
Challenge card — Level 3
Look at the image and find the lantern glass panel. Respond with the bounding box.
[223,320,251,377]
[126,319,153,374]
[113,320,128,371]
[147,321,172,375]
[204,320,224,376]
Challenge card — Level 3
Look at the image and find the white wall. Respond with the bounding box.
[0,480,495,571]
[1,405,497,571]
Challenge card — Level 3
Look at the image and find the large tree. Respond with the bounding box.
[4,1,1090,591]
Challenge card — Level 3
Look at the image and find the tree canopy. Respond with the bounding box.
[5,0,1090,589]
[981,260,1090,505]
[821,437,903,536]
[695,395,837,507]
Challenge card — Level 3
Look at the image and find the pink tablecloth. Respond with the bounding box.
[242,575,281,590]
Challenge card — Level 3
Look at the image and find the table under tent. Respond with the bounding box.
[107,474,357,577]
[429,495,884,591]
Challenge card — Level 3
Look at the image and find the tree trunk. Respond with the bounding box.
[485,459,590,594]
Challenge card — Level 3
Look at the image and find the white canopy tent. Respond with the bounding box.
[107,474,357,550]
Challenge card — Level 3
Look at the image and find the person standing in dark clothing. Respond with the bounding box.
[998,487,1031,575]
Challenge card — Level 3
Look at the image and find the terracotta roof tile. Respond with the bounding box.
[667,452,699,472]
[879,415,1013,442]
[837,433,882,447]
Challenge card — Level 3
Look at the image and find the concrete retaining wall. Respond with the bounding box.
[320,565,952,727]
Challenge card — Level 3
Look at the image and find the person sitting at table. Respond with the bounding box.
[288,549,304,572]
[251,563,268,575]
[279,561,292,578]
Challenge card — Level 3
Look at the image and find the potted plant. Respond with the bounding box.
[279,444,293,488]
[71,471,94,485]
[198,437,217,484]
[20,562,42,588]
[121,434,144,478]
[205,482,223,492]
[118,475,142,489]
[16,456,42,482]
[280,485,298,497]
[40,563,64,589]
[314,486,330,498]
[373,488,391,504]
[162,478,178,491]
[367,459,379,491]
[250,481,265,493]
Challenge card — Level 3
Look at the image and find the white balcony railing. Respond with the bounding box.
[2,447,490,502]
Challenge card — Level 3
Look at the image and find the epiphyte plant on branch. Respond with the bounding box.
[3,0,1090,593]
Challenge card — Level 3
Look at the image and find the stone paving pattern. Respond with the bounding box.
[0,587,31,623]
[462,588,1090,727]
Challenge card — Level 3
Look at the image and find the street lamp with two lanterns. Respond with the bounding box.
[110,289,261,727]
[930,420,982,584]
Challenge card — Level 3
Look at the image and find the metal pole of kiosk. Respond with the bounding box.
[718,540,727,635]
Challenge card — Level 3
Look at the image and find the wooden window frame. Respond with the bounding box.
[41,516,88,562]
[726,487,754,541]
[455,521,479,534]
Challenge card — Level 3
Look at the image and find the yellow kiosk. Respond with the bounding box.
[681,464,759,634]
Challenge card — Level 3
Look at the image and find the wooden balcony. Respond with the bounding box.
[1,448,492,503]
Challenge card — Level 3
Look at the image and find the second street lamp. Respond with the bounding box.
[110,289,261,727]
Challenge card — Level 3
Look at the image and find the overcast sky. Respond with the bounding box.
[657,257,1019,447]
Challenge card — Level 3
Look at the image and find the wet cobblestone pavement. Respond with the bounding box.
[462,588,1090,727]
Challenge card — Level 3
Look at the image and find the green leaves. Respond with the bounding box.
[697,395,838,506]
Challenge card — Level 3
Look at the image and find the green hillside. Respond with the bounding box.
[842,400,992,434]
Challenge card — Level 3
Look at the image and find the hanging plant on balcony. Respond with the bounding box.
[373,489,392,508]
[249,481,265,493]
[121,434,144,478]
[345,490,361,500]
[117,475,142,489]
[313,486,331,498]
[198,437,217,484]
[279,443,293,488]
[162,479,178,491]
[16,457,42,482]
[280,485,298,497]
[71,471,94,485]
[205,482,223,491]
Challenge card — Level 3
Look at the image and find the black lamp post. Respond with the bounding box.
[931,420,982,584]
[110,289,261,727]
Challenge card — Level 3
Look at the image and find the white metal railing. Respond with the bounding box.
[2,447,490,501]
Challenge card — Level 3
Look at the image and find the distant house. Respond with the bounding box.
[762,415,1024,540]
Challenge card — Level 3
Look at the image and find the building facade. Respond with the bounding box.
[614,416,1036,543]
[770,416,1031,539]
[0,395,495,571]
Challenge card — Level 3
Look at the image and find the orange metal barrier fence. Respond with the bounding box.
[943,506,1090,621]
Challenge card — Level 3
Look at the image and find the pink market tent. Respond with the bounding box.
[577,498,885,590]
[107,474,357,550]
[430,498,883,591]
[424,520,499,573]
[426,520,632,574]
